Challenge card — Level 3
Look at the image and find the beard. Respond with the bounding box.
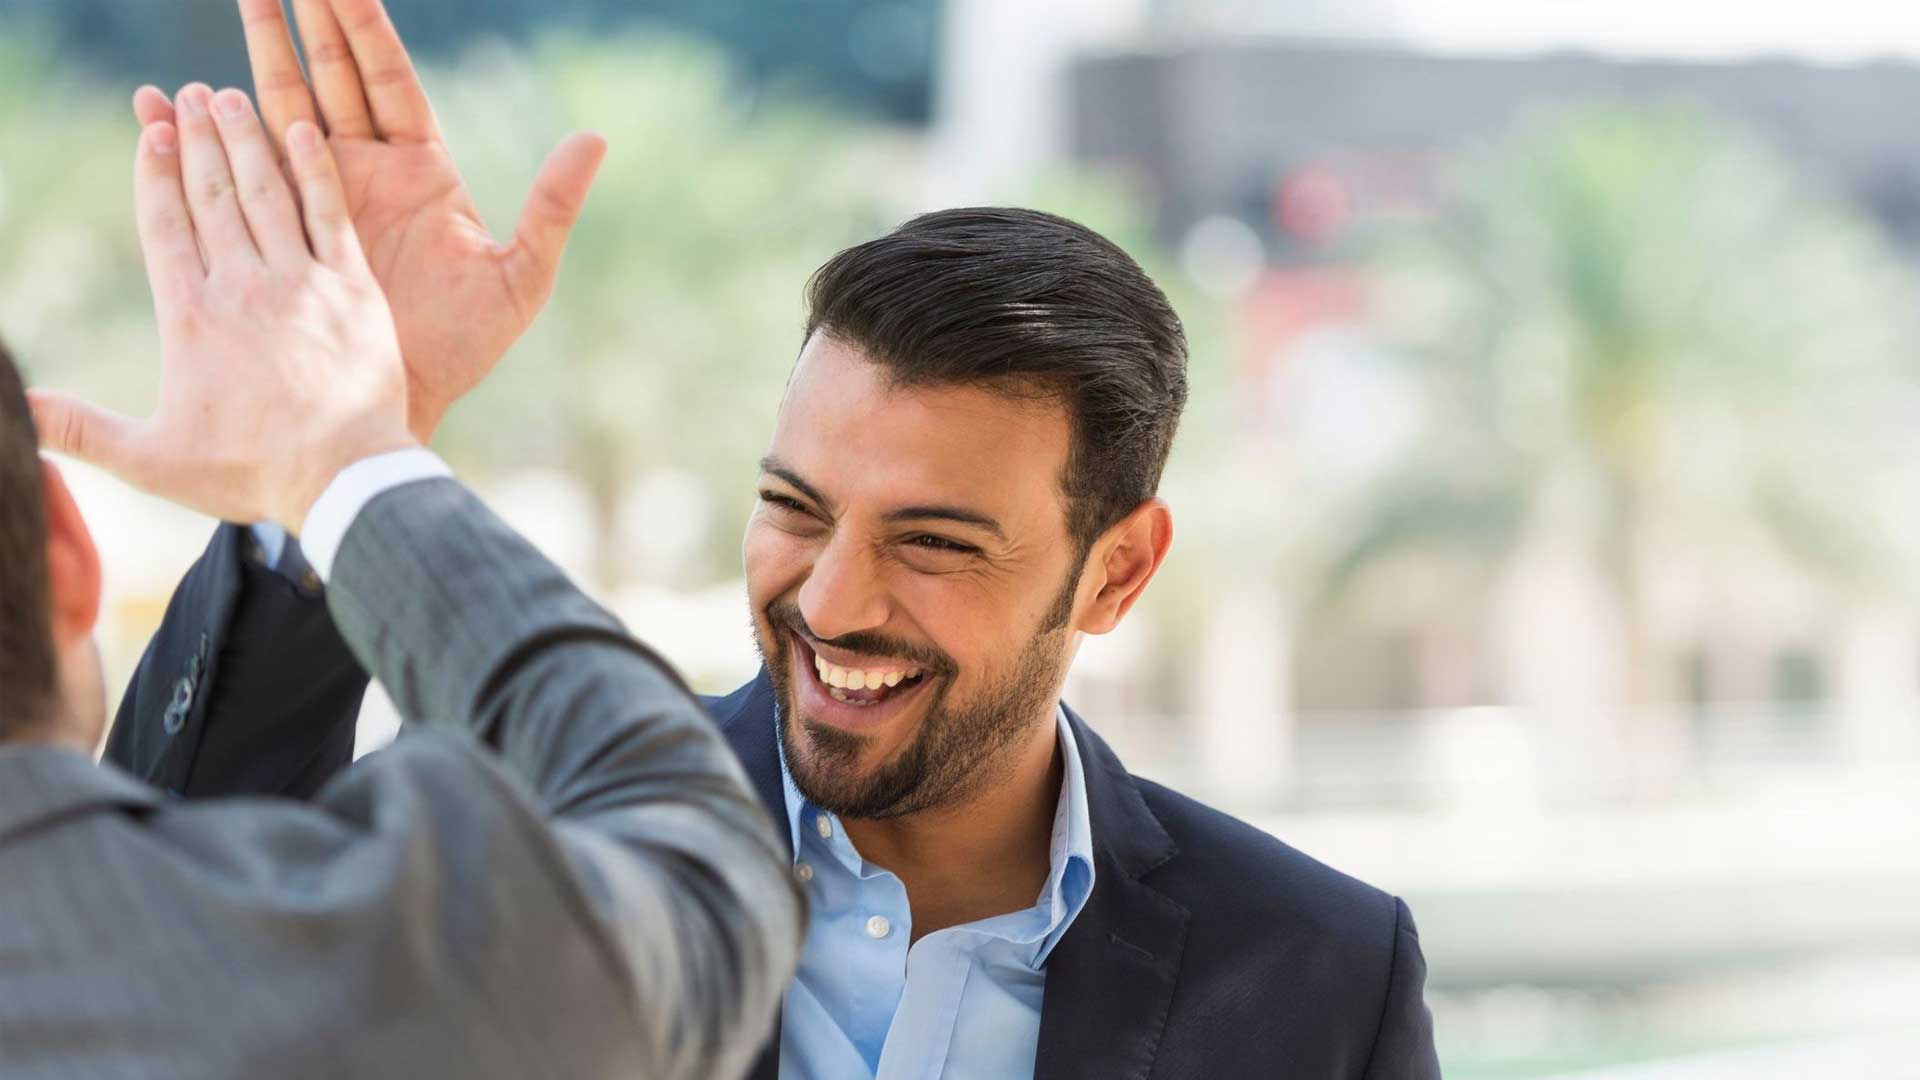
[758,580,1078,820]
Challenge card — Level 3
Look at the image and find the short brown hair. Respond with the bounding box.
[0,337,56,732]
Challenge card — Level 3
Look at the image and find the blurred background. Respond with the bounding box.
[5,1,1920,1075]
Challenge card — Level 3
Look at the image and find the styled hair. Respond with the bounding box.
[803,207,1189,556]
[0,337,56,732]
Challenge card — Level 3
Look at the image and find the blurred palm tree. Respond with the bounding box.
[1331,105,1920,709]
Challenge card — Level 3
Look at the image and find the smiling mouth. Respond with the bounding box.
[791,631,930,708]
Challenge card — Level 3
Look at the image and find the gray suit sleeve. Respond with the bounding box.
[322,477,801,1080]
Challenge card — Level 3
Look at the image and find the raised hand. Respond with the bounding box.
[32,87,414,532]
[133,0,607,443]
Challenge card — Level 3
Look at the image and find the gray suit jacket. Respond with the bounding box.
[0,478,802,1079]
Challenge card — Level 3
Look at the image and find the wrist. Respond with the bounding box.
[407,399,447,446]
[282,428,423,535]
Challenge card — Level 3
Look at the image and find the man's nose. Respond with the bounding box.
[796,535,890,642]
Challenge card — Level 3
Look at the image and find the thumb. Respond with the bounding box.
[503,132,608,303]
[27,390,147,481]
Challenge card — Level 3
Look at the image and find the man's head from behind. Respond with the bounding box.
[746,208,1187,819]
[0,338,105,751]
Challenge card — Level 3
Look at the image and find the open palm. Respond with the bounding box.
[138,0,606,441]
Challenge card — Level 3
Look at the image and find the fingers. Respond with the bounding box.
[175,84,260,265]
[133,84,175,127]
[503,133,608,305]
[209,89,307,263]
[285,121,366,273]
[290,0,374,138]
[26,390,147,483]
[328,0,438,141]
[132,122,206,304]
[236,0,320,155]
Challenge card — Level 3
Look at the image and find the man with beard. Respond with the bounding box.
[38,1,1442,1076]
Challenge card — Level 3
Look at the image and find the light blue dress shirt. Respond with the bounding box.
[776,706,1095,1080]
[250,521,290,569]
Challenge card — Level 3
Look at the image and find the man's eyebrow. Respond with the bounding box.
[758,457,833,510]
[759,456,1005,540]
[882,505,1007,541]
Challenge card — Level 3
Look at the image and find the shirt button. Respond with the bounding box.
[815,815,833,840]
[865,915,891,940]
[794,861,814,883]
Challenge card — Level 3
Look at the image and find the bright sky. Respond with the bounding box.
[1393,0,1920,63]
[1183,0,1920,64]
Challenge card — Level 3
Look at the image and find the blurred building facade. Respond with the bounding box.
[1053,36,1920,760]
[1067,41,1920,249]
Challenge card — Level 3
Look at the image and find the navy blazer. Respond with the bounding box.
[110,525,1441,1079]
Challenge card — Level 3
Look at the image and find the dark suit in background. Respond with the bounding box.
[112,521,1442,1080]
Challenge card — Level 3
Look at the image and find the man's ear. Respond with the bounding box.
[1074,498,1173,636]
[40,459,102,645]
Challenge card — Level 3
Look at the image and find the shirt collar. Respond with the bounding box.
[1036,706,1095,964]
[777,704,1097,965]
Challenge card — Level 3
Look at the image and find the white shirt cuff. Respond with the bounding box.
[298,448,453,582]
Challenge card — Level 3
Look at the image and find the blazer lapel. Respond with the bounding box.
[712,670,791,855]
[710,671,788,1080]
[1033,707,1190,1080]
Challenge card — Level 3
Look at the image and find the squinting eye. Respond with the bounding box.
[759,491,807,513]
[908,534,977,555]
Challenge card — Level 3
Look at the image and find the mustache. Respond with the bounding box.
[766,596,955,676]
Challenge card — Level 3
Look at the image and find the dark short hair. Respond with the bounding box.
[0,337,55,733]
[804,207,1189,557]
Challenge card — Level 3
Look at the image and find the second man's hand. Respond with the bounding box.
[32,88,415,534]
[134,0,608,444]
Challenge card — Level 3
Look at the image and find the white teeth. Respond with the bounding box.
[812,655,923,695]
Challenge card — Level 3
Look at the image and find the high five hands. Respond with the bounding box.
[135,0,607,442]
[31,90,415,533]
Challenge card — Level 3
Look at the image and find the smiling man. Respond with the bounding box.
[737,225,1183,1075]
[52,1,1442,1077]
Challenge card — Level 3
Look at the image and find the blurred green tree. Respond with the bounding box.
[0,29,162,423]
